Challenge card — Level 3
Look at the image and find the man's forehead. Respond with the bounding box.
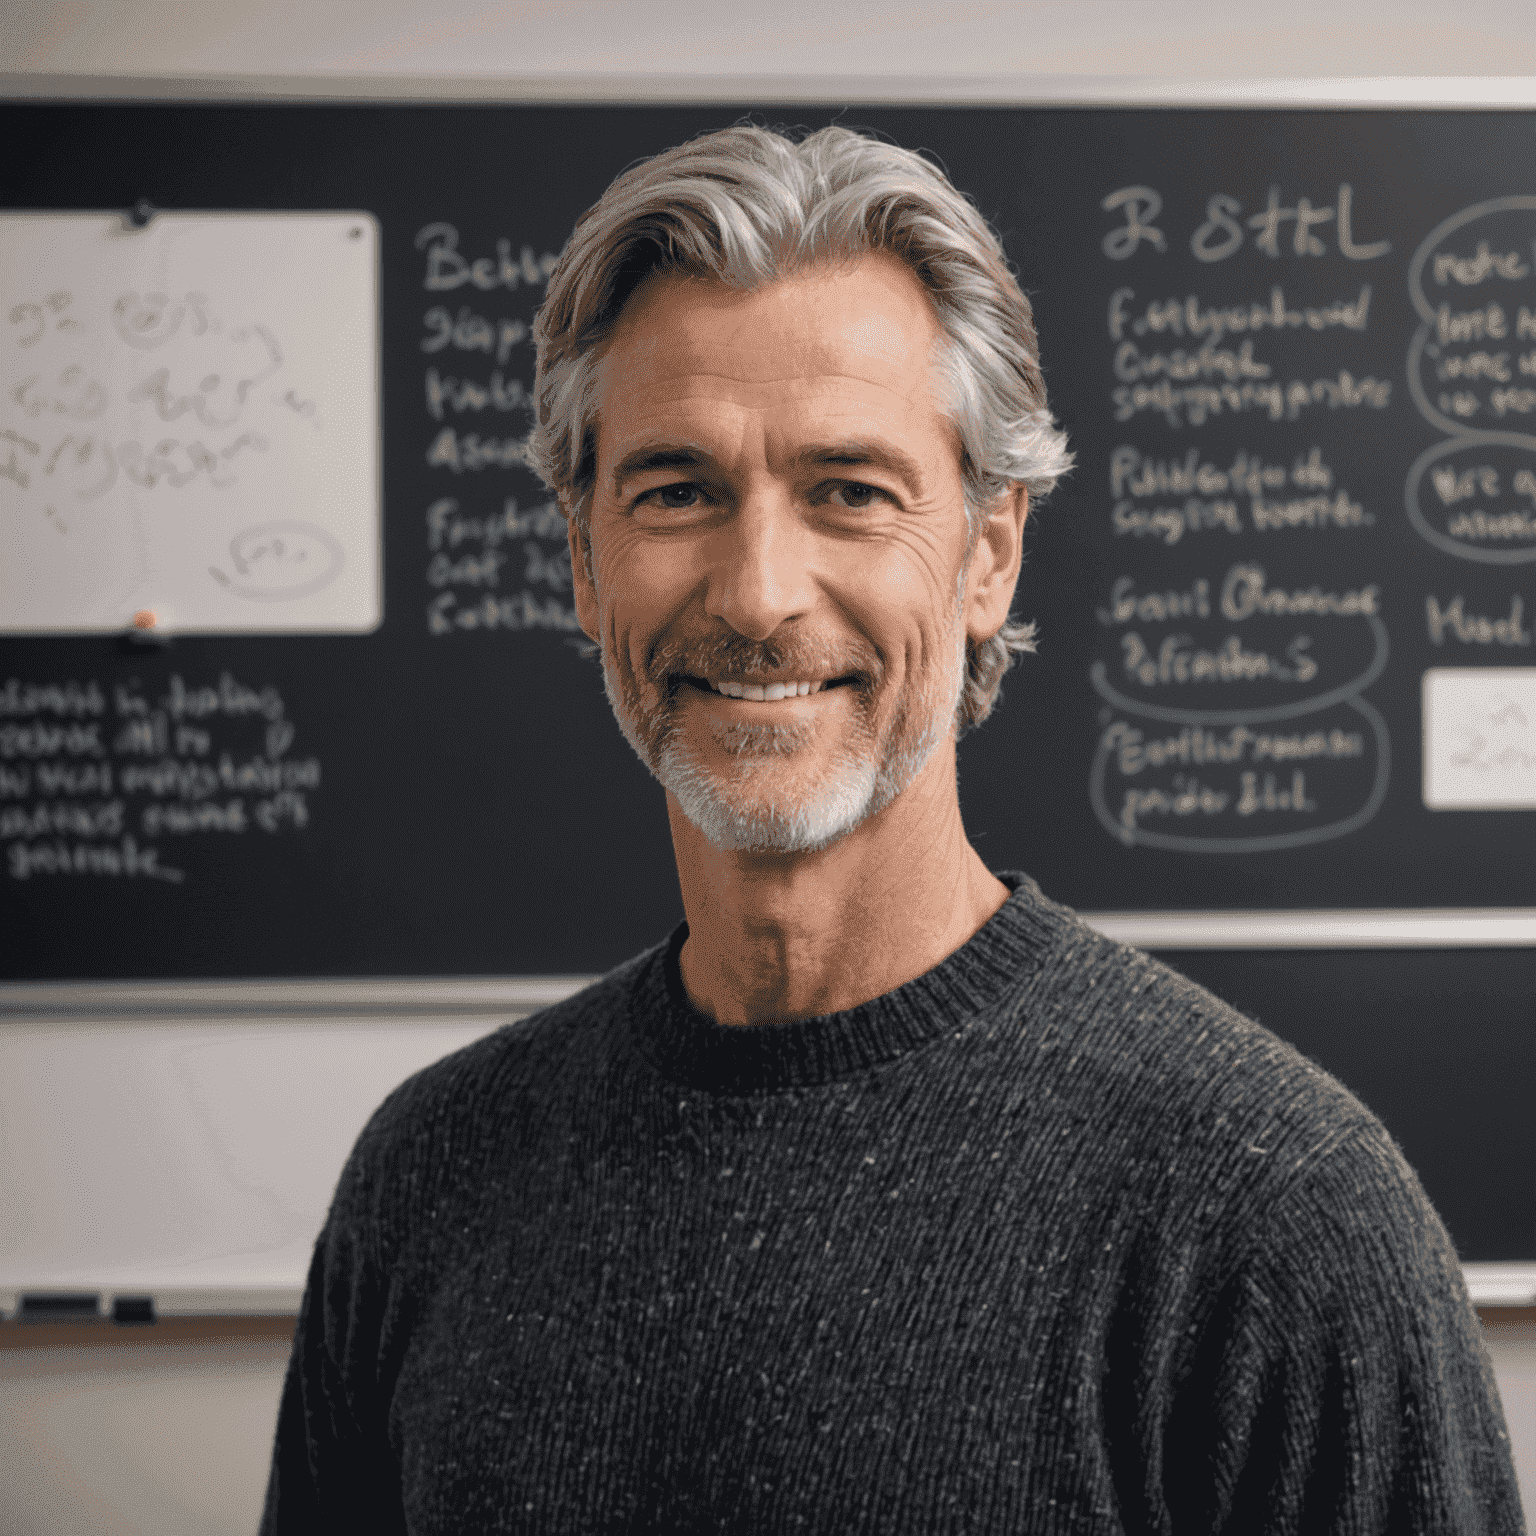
[601,255,945,384]
[589,261,953,472]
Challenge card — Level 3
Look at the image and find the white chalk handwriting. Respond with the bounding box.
[415,223,560,293]
[0,674,320,883]
[1101,183,1391,264]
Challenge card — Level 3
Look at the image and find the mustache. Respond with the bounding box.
[646,630,881,687]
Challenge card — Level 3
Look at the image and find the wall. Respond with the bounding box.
[3,3,1535,1532]
[4,0,1536,89]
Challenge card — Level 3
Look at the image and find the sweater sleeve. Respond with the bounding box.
[259,1114,411,1536]
[1158,1124,1525,1535]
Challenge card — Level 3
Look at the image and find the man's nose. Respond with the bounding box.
[703,492,816,642]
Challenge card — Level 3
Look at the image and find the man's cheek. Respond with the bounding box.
[572,572,602,640]
[608,623,660,706]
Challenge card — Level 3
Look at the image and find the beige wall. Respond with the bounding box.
[2,1322,293,1536]
[4,0,1536,87]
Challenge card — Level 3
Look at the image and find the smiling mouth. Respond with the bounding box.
[676,674,856,702]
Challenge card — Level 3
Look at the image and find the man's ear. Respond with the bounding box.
[964,486,1029,642]
[567,511,601,642]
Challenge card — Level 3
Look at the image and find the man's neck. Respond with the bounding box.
[668,744,1010,1026]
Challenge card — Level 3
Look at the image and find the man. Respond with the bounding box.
[263,125,1522,1532]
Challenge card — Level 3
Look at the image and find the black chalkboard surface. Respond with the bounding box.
[4,103,1536,981]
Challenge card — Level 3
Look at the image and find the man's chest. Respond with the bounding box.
[384,1171,1132,1534]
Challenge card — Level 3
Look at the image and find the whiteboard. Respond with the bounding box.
[0,1015,501,1310]
[0,212,380,634]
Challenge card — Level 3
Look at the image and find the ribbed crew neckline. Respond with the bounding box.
[628,871,1061,1095]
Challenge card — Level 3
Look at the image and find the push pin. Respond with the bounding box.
[121,609,171,651]
[127,198,156,230]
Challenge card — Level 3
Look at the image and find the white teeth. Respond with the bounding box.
[708,678,829,699]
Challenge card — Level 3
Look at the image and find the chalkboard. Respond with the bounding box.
[4,102,1536,982]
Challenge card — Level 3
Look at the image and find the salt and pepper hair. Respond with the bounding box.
[530,123,1072,730]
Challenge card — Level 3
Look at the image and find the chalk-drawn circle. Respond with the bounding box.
[1405,434,1536,565]
[1088,694,1390,855]
[1089,614,1389,725]
[220,521,344,601]
[1407,324,1460,439]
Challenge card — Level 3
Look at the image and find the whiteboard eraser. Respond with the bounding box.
[18,1291,100,1322]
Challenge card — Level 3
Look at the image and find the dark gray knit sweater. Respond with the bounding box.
[261,873,1523,1533]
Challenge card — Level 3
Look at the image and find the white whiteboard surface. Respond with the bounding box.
[1423,668,1536,810]
[0,1015,500,1308]
[0,212,379,634]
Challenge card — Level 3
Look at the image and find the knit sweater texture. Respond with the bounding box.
[261,873,1524,1534]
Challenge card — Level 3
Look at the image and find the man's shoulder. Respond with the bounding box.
[1021,889,1382,1184]
[341,946,657,1186]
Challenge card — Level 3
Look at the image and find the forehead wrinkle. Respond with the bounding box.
[622,381,946,468]
[604,380,932,478]
[628,368,937,410]
[606,317,941,405]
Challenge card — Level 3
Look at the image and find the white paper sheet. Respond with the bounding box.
[1,212,379,634]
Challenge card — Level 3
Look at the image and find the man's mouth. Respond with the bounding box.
[675,674,856,702]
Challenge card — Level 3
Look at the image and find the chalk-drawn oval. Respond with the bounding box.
[1405,433,1536,565]
[1407,319,1536,442]
[1089,613,1388,725]
[1089,695,1389,855]
[1406,195,1536,435]
[220,521,344,601]
[1407,195,1536,322]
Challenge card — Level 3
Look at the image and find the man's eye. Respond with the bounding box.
[647,483,702,509]
[830,482,885,509]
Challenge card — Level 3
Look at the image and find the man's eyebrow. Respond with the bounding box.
[794,440,926,489]
[611,445,707,494]
[608,439,929,495]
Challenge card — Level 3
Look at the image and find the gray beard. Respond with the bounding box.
[655,731,883,854]
[602,619,966,855]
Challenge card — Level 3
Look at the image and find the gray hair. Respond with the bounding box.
[530,122,1072,730]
